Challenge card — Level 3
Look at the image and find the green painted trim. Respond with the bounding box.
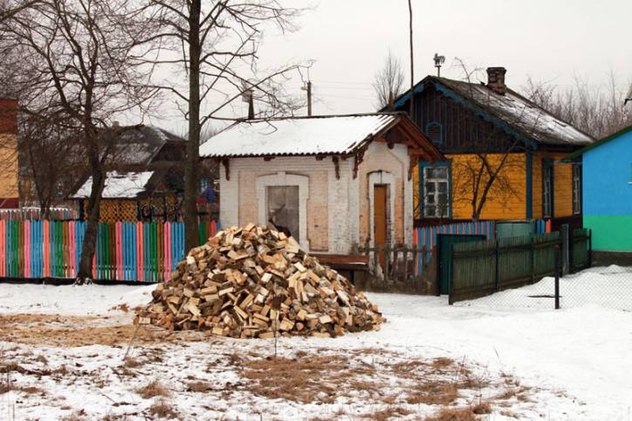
[565,124,632,160]
[584,215,632,251]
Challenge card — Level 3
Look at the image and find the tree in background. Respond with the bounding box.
[0,0,157,282]
[524,73,632,139]
[140,0,306,252]
[372,51,405,110]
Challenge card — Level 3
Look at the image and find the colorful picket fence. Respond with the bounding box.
[0,220,219,282]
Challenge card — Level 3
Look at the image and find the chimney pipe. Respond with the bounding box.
[486,67,507,95]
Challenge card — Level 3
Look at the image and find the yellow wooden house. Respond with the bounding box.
[393,67,594,228]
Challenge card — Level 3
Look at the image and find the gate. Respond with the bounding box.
[436,234,485,295]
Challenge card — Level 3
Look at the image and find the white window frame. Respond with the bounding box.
[423,166,450,218]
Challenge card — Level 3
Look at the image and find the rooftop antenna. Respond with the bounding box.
[434,53,445,77]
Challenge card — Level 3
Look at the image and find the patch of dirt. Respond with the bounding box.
[0,314,205,347]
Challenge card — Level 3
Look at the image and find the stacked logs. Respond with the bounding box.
[136,224,382,338]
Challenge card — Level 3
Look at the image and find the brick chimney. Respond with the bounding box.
[486,67,507,95]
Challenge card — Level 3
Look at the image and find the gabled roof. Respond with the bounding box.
[72,171,154,199]
[199,112,443,161]
[106,125,184,167]
[565,124,632,160]
[393,76,594,148]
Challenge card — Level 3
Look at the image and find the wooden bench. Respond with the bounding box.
[310,253,370,283]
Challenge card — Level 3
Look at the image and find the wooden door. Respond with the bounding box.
[374,185,387,268]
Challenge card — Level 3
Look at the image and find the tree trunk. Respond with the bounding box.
[184,0,201,252]
[77,166,105,282]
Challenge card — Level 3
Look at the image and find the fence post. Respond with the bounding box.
[554,245,561,310]
[384,245,391,283]
[561,224,569,275]
[448,243,455,305]
[588,229,593,268]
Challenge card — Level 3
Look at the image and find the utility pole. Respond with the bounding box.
[408,0,414,122]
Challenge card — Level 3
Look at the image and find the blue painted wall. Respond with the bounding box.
[583,129,632,216]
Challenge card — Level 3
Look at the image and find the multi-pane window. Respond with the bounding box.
[543,164,553,218]
[572,164,581,215]
[423,166,449,218]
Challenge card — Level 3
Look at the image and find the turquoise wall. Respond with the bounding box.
[583,129,632,251]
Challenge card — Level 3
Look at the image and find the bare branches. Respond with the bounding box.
[372,51,405,110]
[140,0,305,250]
[524,73,632,139]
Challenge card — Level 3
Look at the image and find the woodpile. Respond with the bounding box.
[136,224,382,338]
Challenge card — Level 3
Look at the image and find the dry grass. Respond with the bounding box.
[61,410,87,421]
[424,407,478,421]
[240,355,350,403]
[148,400,179,419]
[35,354,48,364]
[406,382,459,405]
[136,380,170,399]
[186,381,213,393]
[472,401,492,414]
[123,357,143,368]
[361,406,414,421]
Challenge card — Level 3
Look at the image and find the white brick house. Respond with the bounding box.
[200,113,442,255]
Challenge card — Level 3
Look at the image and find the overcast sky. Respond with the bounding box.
[149,0,632,133]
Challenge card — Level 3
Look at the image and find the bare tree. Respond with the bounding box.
[18,114,84,217]
[442,60,532,221]
[0,0,157,282]
[524,72,632,139]
[140,0,305,251]
[373,51,405,110]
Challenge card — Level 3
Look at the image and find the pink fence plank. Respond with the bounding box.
[116,222,123,280]
[24,221,30,278]
[0,220,5,277]
[137,222,144,282]
[43,221,50,278]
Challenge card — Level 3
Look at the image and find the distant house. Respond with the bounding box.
[392,67,593,228]
[0,98,19,208]
[200,113,442,254]
[566,125,632,262]
[70,125,217,222]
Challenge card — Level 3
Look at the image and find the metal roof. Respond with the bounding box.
[72,171,154,199]
[199,114,399,158]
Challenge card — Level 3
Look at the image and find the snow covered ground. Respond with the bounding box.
[0,266,631,420]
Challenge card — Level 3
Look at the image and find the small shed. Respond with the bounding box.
[567,125,632,262]
[200,113,442,255]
